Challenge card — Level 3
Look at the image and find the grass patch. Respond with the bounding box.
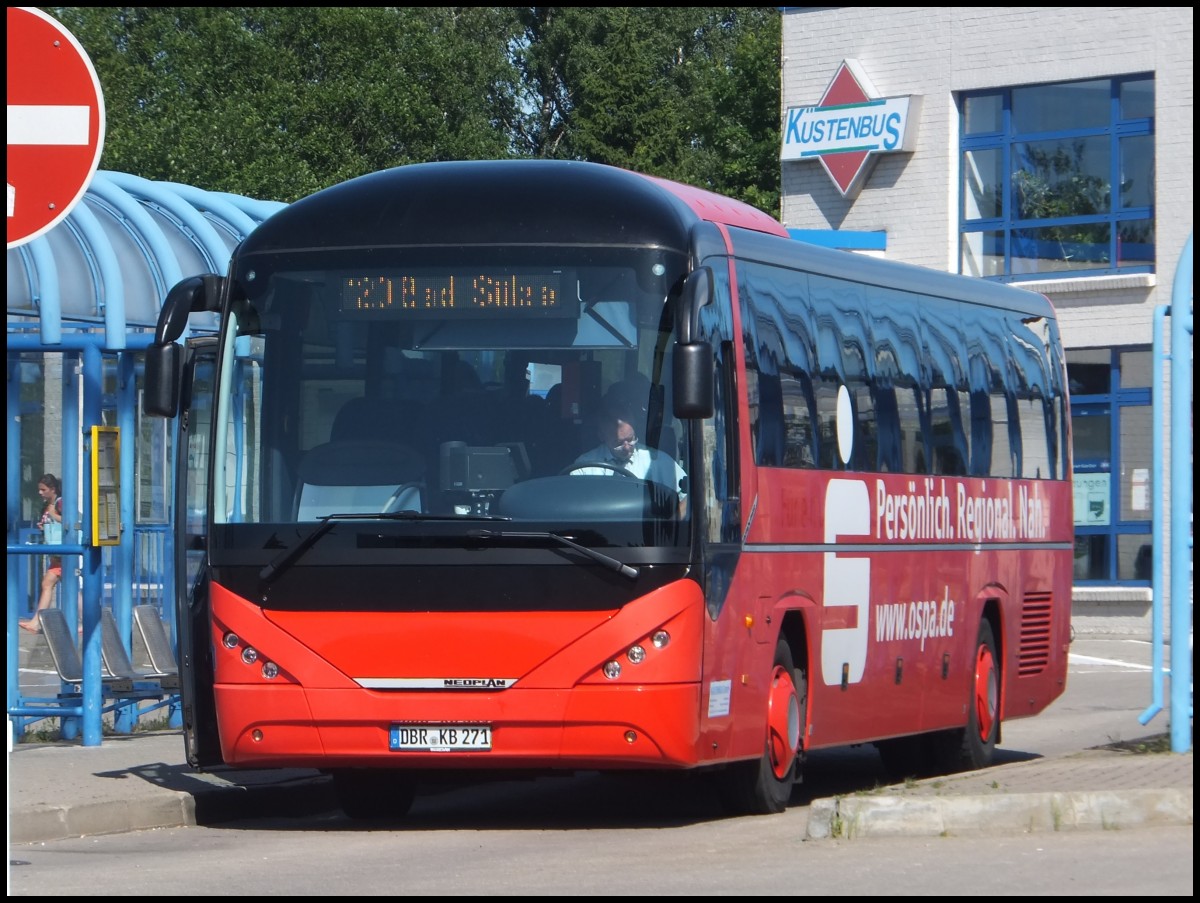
[1095,733,1175,754]
[830,803,845,838]
[18,723,64,744]
[17,712,174,743]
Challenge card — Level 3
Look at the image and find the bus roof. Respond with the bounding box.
[237,160,788,258]
[727,226,1058,320]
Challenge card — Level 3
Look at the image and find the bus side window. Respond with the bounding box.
[813,377,840,470]
[781,372,817,467]
[751,358,786,467]
[873,384,902,472]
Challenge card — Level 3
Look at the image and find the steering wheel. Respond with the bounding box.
[559,462,636,478]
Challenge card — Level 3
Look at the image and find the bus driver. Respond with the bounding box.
[571,401,688,513]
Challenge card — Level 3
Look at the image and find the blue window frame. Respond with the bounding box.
[1067,349,1152,584]
[959,75,1155,282]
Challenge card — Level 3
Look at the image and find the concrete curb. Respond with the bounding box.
[806,788,1194,839]
[11,794,196,845]
[9,776,338,845]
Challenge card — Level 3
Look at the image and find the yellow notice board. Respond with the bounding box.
[91,426,121,546]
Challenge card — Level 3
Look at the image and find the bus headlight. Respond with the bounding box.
[627,645,646,664]
[651,630,670,648]
[603,660,622,679]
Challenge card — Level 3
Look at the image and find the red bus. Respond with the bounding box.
[144,160,1072,818]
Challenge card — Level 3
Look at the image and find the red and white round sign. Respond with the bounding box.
[7,7,106,249]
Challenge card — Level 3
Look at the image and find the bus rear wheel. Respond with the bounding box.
[719,639,805,815]
[933,619,1000,772]
[332,769,417,821]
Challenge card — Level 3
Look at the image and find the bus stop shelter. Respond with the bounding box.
[7,170,284,745]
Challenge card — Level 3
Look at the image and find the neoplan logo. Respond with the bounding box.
[443,678,513,689]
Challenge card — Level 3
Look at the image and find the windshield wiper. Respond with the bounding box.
[259,510,511,589]
[465,529,639,580]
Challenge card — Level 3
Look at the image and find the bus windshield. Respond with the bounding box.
[210,244,692,552]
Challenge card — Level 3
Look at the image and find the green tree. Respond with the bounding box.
[514,7,780,211]
[49,7,780,213]
[53,7,523,200]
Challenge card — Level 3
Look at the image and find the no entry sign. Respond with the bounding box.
[7,7,106,249]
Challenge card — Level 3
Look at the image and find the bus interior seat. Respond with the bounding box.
[331,396,425,445]
[650,424,679,460]
[934,445,967,476]
[295,440,425,520]
[430,389,505,448]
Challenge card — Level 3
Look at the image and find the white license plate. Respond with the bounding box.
[389,724,492,752]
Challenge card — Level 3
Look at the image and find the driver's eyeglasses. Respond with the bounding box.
[611,436,638,452]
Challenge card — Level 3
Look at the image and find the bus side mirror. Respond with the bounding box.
[144,342,184,417]
[673,343,714,419]
[673,267,715,419]
[142,274,224,418]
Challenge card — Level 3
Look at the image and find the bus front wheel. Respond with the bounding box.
[719,638,805,815]
[332,769,417,821]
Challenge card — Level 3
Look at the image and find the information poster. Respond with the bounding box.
[1072,472,1110,526]
[91,426,121,545]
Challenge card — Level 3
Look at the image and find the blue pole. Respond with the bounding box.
[113,351,138,734]
[7,354,23,733]
[117,353,136,633]
[1138,304,1169,726]
[79,345,104,746]
[1168,232,1193,754]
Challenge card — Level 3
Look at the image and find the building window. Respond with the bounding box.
[959,76,1155,282]
[1068,349,1152,584]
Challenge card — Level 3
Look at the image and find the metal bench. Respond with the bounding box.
[101,607,180,690]
[40,608,163,700]
[132,604,181,685]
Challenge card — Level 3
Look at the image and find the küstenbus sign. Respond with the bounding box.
[781,59,919,199]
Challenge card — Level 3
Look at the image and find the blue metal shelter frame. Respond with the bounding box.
[6,171,284,746]
[1139,232,1194,753]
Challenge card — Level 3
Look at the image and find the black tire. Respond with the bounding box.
[719,639,805,815]
[332,769,417,821]
[932,619,1000,772]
